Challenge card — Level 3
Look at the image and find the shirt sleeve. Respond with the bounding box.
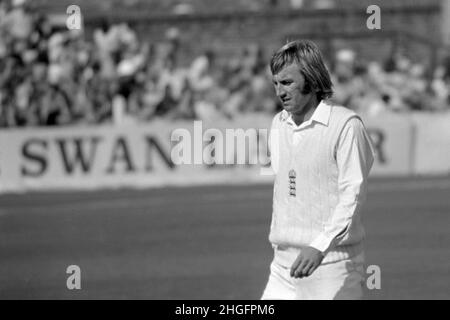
[309,117,375,253]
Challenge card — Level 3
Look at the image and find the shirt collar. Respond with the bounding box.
[310,100,331,126]
[285,100,331,127]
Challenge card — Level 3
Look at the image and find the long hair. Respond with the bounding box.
[270,40,333,101]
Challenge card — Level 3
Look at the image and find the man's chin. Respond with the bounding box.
[282,104,294,112]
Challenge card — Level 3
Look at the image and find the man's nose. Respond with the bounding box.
[275,85,285,98]
[278,89,287,99]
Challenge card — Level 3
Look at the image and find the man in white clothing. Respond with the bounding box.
[261,40,375,300]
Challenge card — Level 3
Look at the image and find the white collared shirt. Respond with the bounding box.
[270,101,375,253]
[285,101,331,145]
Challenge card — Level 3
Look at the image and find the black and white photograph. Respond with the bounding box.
[0,0,449,302]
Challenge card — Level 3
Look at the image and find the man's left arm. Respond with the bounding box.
[291,117,375,278]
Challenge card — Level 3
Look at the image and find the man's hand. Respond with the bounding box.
[290,246,324,278]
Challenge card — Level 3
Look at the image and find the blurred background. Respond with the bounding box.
[0,0,449,299]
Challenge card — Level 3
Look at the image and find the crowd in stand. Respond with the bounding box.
[0,0,449,128]
[332,49,450,116]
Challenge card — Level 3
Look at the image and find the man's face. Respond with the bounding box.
[272,63,314,114]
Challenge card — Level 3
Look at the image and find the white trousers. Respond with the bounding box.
[261,252,365,300]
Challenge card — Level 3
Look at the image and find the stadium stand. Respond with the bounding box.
[0,0,449,127]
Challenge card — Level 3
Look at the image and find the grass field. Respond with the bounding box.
[1,176,450,299]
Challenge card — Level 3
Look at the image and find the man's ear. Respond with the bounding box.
[301,82,312,94]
